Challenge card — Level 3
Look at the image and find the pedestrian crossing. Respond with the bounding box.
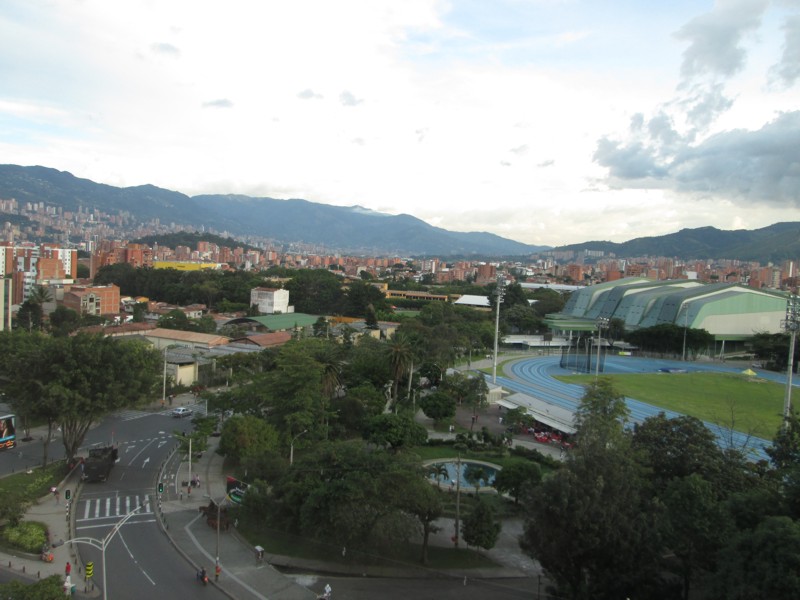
[76,494,153,525]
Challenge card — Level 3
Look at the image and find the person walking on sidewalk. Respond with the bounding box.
[65,561,71,577]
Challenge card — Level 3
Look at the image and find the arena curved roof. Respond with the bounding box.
[544,277,788,340]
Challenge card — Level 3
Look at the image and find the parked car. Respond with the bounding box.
[172,407,193,418]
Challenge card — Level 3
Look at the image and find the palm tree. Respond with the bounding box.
[19,285,53,331]
[314,341,344,439]
[464,465,487,495]
[387,333,412,404]
[428,463,449,489]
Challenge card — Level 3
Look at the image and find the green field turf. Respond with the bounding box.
[555,372,786,440]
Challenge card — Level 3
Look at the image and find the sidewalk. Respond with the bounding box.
[0,465,96,597]
[156,434,317,600]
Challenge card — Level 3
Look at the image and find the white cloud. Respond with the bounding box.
[0,0,798,248]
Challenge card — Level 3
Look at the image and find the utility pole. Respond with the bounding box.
[492,275,504,384]
[595,317,609,379]
[782,295,799,429]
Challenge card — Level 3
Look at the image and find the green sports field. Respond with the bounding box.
[555,371,786,440]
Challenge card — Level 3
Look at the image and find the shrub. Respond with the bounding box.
[1,520,48,553]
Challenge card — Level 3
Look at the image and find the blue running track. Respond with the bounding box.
[488,355,796,461]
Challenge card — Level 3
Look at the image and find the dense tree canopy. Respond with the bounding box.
[0,331,161,464]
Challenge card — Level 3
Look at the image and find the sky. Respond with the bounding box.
[1,0,799,248]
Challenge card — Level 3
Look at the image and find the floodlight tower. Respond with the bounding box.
[595,317,609,379]
[492,275,505,384]
[782,294,800,429]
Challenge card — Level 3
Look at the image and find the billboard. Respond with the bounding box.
[225,476,250,504]
[0,414,16,450]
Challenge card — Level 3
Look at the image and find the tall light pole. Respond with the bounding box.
[162,347,168,406]
[67,505,143,600]
[290,429,308,465]
[681,307,689,361]
[782,295,799,429]
[492,275,505,384]
[595,317,609,379]
[205,493,232,572]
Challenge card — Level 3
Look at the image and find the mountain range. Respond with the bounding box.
[557,223,800,264]
[0,165,543,256]
[0,165,797,262]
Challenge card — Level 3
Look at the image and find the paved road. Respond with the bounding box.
[75,402,229,600]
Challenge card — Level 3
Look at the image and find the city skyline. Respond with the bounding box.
[1,1,799,247]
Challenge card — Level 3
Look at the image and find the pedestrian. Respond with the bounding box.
[169,394,174,406]
[65,561,71,577]
[52,487,60,504]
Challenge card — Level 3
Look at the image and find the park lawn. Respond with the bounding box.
[557,372,785,440]
[235,512,499,570]
[0,460,67,501]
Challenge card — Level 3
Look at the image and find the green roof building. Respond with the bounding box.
[544,277,789,343]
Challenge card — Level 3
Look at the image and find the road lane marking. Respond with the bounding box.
[117,529,156,585]
[75,519,156,531]
[125,438,155,467]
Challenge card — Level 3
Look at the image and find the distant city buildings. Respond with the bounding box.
[0,193,797,299]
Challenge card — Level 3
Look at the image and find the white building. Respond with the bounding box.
[250,287,291,314]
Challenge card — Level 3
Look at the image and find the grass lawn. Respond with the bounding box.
[0,460,67,501]
[557,372,785,439]
[235,511,500,570]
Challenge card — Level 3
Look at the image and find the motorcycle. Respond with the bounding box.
[196,569,208,585]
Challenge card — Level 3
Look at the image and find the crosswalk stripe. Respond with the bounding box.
[77,495,154,522]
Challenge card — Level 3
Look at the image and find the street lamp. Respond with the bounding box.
[492,275,505,384]
[205,493,232,572]
[67,505,143,600]
[595,317,609,379]
[782,295,799,429]
[290,430,308,465]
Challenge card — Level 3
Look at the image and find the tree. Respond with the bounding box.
[387,333,413,403]
[363,414,427,452]
[267,441,420,550]
[492,459,542,505]
[461,498,500,550]
[399,476,443,564]
[48,305,81,337]
[661,474,730,600]
[428,463,449,489]
[218,415,280,465]
[503,303,541,334]
[419,391,456,422]
[157,308,192,330]
[464,464,487,494]
[337,383,385,433]
[711,516,800,600]
[632,413,727,494]
[15,299,45,331]
[1,332,161,464]
[520,443,664,600]
[574,378,629,448]
[521,379,662,600]
[57,335,161,462]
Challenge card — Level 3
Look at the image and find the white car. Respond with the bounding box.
[172,407,193,418]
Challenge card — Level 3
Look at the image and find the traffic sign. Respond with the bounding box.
[86,561,94,579]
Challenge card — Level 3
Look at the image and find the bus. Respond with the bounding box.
[0,414,16,449]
